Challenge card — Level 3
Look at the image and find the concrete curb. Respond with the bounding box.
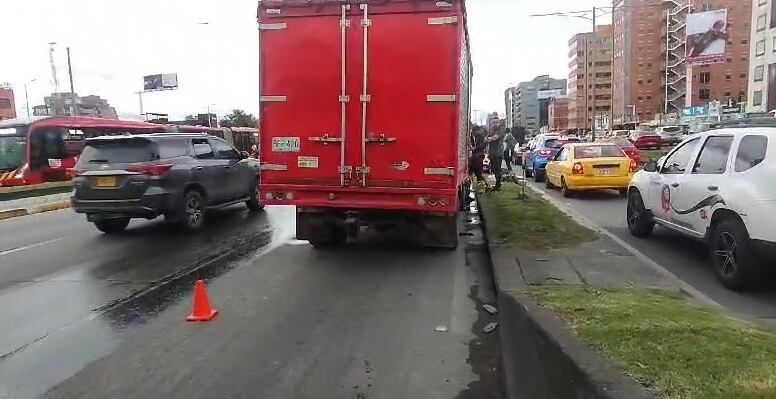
[32,200,72,214]
[0,200,71,222]
[478,196,656,399]
[0,208,29,221]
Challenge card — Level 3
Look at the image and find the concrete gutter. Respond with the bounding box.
[478,197,656,399]
[0,208,29,221]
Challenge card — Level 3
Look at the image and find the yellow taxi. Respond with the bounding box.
[545,143,637,197]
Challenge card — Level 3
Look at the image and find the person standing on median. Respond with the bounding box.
[503,128,517,174]
[486,122,506,191]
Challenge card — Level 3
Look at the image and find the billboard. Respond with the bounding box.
[537,89,564,100]
[685,9,728,65]
[143,73,178,91]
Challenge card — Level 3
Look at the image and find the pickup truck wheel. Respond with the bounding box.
[93,218,130,234]
[246,178,265,212]
[181,190,206,231]
[626,190,654,237]
[710,218,758,291]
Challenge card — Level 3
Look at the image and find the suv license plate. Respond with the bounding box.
[95,176,117,187]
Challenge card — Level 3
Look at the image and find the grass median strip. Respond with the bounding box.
[530,286,776,399]
[481,184,596,250]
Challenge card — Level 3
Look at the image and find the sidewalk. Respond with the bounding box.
[480,184,776,399]
[0,192,72,220]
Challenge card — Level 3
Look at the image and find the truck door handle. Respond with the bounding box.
[192,166,203,171]
[707,185,718,191]
[670,183,680,188]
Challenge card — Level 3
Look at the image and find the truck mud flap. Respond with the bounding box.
[417,214,458,250]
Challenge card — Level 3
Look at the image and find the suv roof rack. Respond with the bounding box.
[709,117,776,130]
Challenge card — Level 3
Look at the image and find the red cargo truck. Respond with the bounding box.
[257,0,472,248]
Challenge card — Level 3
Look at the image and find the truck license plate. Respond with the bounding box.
[272,137,300,153]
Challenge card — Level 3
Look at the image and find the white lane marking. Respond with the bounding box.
[0,237,65,257]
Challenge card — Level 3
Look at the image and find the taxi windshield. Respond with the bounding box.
[574,145,625,159]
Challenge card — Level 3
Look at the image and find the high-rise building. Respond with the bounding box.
[548,97,569,131]
[748,0,776,112]
[33,92,118,119]
[568,25,613,131]
[0,83,16,120]
[613,0,752,124]
[505,75,567,133]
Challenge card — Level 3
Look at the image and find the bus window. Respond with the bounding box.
[0,132,26,172]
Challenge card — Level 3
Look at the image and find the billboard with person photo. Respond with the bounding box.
[685,9,728,65]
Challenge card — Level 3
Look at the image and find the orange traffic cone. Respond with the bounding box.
[187,279,219,322]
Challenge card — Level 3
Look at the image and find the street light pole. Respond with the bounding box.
[23,79,37,118]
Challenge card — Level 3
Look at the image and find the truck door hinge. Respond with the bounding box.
[365,134,397,145]
[424,167,455,176]
[361,18,372,27]
[258,22,287,31]
[309,134,342,145]
[339,95,351,103]
[260,95,287,102]
[356,166,371,175]
[360,94,371,102]
[427,94,457,102]
[428,16,458,25]
[340,19,351,28]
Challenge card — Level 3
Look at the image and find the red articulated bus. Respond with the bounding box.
[257,0,472,248]
[0,116,161,187]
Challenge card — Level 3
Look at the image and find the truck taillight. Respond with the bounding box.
[629,159,638,172]
[572,162,584,175]
[127,164,173,176]
[417,196,450,207]
[265,192,294,201]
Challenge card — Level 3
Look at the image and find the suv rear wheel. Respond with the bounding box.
[93,218,130,234]
[181,190,206,231]
[626,189,654,237]
[710,218,759,291]
[246,178,264,212]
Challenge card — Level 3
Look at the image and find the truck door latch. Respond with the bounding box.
[365,134,397,145]
[309,134,343,145]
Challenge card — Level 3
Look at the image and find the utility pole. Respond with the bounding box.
[66,47,78,116]
[591,7,597,141]
[48,42,59,93]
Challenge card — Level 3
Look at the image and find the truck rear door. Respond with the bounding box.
[259,9,344,186]
[259,1,462,189]
[359,4,460,188]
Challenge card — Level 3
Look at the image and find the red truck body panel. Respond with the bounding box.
[258,0,471,213]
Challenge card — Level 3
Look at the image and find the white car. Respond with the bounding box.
[626,121,776,290]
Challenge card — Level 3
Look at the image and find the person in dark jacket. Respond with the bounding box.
[503,130,517,173]
[469,126,487,184]
[486,122,506,191]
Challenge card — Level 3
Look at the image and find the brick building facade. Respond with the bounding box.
[0,84,16,120]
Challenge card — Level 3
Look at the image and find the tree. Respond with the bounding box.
[219,109,257,128]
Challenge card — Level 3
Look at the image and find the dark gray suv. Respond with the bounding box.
[71,133,263,233]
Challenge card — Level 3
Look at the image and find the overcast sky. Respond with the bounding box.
[2,0,611,122]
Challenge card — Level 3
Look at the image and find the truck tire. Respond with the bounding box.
[93,218,130,234]
[459,184,472,212]
[309,226,346,249]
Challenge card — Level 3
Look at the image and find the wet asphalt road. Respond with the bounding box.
[519,168,776,321]
[0,203,503,398]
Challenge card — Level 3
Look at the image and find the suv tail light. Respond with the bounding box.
[572,162,584,175]
[629,159,638,172]
[537,149,553,157]
[127,164,173,176]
